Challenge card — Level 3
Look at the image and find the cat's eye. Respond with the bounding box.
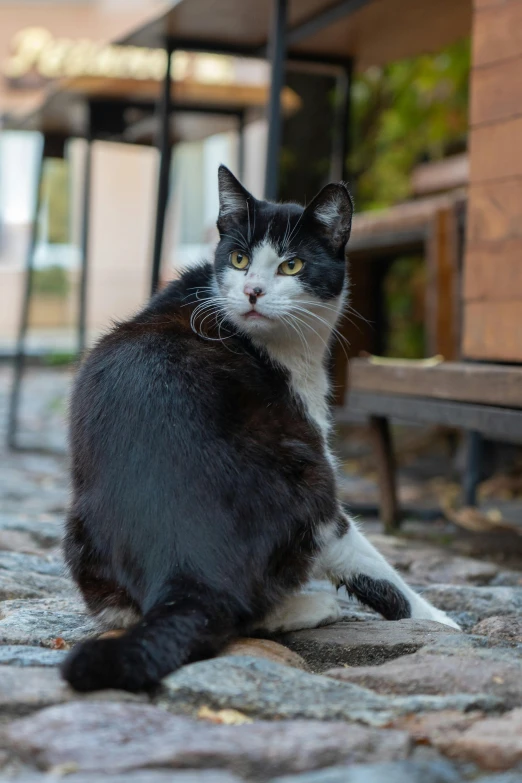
[230,251,249,270]
[279,258,304,276]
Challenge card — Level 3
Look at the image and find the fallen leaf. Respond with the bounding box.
[197,706,253,725]
[50,637,68,650]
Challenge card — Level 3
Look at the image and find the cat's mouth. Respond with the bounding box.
[242,310,269,320]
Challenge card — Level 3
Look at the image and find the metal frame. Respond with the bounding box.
[6,2,357,451]
[151,42,174,296]
[78,105,93,356]
[330,59,353,183]
[265,0,288,200]
[6,134,45,450]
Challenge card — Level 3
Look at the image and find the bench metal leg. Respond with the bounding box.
[369,415,400,532]
[463,430,482,507]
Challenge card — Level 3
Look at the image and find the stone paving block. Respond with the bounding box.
[419,586,522,629]
[367,535,502,587]
[434,708,522,771]
[219,638,309,670]
[0,773,244,783]
[0,515,62,549]
[326,650,522,709]
[0,645,67,667]
[270,759,462,783]
[0,571,72,602]
[0,551,63,577]
[4,701,411,778]
[472,615,522,643]
[159,655,502,725]
[274,619,460,672]
[0,598,95,647]
[0,666,71,716]
[0,666,146,718]
[160,655,394,724]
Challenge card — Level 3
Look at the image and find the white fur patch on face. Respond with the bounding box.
[219,239,307,331]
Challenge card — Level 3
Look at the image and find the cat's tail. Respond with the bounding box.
[61,579,240,692]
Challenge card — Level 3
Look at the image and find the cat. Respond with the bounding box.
[62,165,459,693]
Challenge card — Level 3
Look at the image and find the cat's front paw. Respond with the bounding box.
[411,600,461,630]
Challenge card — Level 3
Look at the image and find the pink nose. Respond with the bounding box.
[244,284,264,305]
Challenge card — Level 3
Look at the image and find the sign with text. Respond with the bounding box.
[4,27,234,88]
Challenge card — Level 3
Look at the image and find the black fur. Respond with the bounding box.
[62,168,358,692]
[343,576,412,621]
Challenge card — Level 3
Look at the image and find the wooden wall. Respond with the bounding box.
[463,0,522,362]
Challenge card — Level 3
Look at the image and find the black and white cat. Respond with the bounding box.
[62,166,458,693]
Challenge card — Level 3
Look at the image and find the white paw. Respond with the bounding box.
[411,600,461,630]
[259,593,342,634]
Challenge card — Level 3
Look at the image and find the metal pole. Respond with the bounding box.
[7,134,45,450]
[78,106,93,357]
[264,0,287,201]
[150,43,174,296]
[463,430,482,507]
[330,59,353,183]
[237,110,246,181]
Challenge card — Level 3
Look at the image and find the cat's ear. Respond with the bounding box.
[217,165,256,231]
[303,183,353,255]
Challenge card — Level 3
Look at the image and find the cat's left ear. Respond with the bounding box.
[217,165,257,233]
[303,183,354,256]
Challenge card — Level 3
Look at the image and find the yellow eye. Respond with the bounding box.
[279,258,304,276]
[230,250,249,270]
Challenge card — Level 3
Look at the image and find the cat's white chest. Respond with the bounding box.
[265,344,331,439]
[291,362,331,438]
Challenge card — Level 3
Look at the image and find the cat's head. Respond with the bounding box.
[213,166,353,346]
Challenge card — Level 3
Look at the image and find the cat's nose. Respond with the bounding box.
[244,284,265,305]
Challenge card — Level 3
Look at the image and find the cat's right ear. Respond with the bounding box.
[217,165,256,232]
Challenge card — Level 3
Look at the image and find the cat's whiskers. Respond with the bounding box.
[280,313,312,366]
[190,297,239,344]
[289,304,350,362]
[285,310,332,358]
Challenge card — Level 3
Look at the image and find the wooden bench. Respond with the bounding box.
[338,358,522,530]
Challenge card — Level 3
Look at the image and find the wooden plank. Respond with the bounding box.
[463,301,522,362]
[341,391,522,442]
[349,358,522,408]
[471,55,522,126]
[426,208,459,359]
[473,0,522,67]
[467,180,522,243]
[464,239,522,300]
[475,0,511,7]
[469,116,522,182]
[410,154,469,197]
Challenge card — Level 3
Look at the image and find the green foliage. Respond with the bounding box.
[41,158,70,244]
[32,265,69,297]
[384,257,426,358]
[349,38,470,210]
[43,352,76,367]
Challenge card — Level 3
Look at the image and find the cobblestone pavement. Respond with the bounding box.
[0,366,522,782]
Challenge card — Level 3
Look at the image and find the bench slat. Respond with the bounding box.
[339,391,522,443]
[349,359,522,410]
